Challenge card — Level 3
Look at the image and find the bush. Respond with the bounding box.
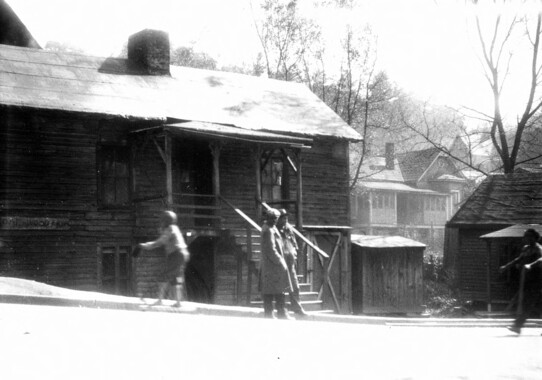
[423,253,467,317]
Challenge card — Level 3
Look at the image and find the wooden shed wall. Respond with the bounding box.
[351,246,424,314]
[456,227,522,304]
[456,226,506,302]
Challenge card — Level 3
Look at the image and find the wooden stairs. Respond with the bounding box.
[227,227,335,315]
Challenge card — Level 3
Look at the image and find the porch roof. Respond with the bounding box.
[480,224,542,239]
[164,121,313,148]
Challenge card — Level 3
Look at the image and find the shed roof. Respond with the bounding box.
[361,181,445,195]
[448,172,542,227]
[0,44,361,141]
[351,234,426,248]
[480,224,542,239]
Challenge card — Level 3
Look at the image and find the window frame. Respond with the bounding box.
[96,143,132,209]
[97,242,132,296]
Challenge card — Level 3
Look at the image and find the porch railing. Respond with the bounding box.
[170,193,222,228]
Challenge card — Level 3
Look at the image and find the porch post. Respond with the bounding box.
[255,145,262,222]
[296,149,303,229]
[210,142,221,228]
[210,142,221,197]
[486,240,492,312]
[165,132,173,206]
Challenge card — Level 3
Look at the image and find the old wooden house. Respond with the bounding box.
[351,143,467,249]
[351,234,425,314]
[0,27,361,312]
[445,172,542,309]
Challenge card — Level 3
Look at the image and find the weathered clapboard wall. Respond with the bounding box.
[0,107,147,292]
[455,226,511,303]
[1,106,353,308]
[351,246,424,314]
[302,139,350,226]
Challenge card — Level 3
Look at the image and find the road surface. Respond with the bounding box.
[0,303,540,379]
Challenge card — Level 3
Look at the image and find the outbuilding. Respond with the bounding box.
[479,224,542,311]
[351,234,425,314]
[445,173,542,309]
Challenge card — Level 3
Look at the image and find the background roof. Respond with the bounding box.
[448,173,542,227]
[351,234,426,249]
[397,148,440,182]
[480,224,542,239]
[0,44,361,141]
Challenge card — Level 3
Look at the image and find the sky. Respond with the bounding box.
[7,0,539,122]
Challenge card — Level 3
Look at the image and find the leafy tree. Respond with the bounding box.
[170,46,217,70]
[251,0,321,81]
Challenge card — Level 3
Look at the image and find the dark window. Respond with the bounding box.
[98,145,130,208]
[262,159,284,202]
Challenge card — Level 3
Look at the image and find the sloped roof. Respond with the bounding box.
[0,44,361,141]
[0,0,40,48]
[448,172,542,227]
[361,181,444,194]
[358,156,404,182]
[351,234,426,249]
[397,148,440,182]
[480,224,542,239]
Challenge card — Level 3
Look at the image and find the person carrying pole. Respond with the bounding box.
[500,228,542,334]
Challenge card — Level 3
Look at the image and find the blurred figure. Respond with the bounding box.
[260,208,292,319]
[138,210,190,307]
[277,208,307,317]
[500,228,542,334]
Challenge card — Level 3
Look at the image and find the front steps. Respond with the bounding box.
[250,281,334,314]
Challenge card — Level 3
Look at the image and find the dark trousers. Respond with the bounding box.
[514,287,542,329]
[262,293,288,318]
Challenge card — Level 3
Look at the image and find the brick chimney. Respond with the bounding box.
[385,142,395,170]
[128,29,170,75]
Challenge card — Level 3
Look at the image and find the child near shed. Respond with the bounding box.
[137,210,190,307]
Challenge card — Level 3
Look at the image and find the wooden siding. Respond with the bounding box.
[456,227,514,302]
[0,108,137,292]
[1,108,353,307]
[351,246,424,314]
[303,140,349,226]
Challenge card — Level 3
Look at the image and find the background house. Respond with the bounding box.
[444,172,542,309]
[351,143,467,252]
[0,12,361,313]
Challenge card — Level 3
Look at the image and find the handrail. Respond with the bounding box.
[259,201,329,259]
[219,196,262,232]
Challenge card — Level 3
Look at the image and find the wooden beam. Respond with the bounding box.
[165,132,173,206]
[255,146,263,223]
[152,136,167,164]
[295,149,303,228]
[280,148,297,173]
[210,142,221,198]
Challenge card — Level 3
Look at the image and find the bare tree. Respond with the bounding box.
[470,11,542,173]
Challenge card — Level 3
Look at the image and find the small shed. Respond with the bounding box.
[351,234,425,314]
[479,224,542,311]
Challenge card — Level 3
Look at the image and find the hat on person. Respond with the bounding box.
[278,208,288,216]
[265,208,281,220]
[161,210,178,226]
